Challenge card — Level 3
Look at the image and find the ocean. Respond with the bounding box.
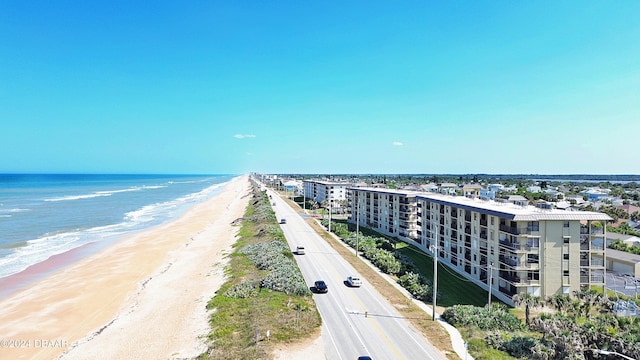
[0,174,235,282]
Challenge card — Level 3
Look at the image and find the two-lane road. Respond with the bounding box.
[269,190,445,360]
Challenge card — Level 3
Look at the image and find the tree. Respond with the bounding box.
[547,294,572,315]
[310,200,319,214]
[512,293,541,326]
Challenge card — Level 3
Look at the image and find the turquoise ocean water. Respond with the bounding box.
[0,174,234,281]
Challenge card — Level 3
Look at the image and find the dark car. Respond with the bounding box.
[314,280,328,293]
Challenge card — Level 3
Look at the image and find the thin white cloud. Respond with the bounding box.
[392,141,404,146]
[234,134,256,139]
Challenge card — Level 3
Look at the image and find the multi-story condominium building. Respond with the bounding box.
[348,187,612,306]
[347,187,421,240]
[303,180,349,207]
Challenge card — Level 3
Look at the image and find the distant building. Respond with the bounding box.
[617,204,640,215]
[463,184,483,198]
[602,248,640,278]
[543,188,564,200]
[480,188,497,200]
[283,180,302,194]
[303,180,349,207]
[527,185,542,193]
[567,195,586,205]
[481,184,509,200]
[606,233,640,248]
[437,183,458,195]
[348,187,612,306]
[582,188,610,201]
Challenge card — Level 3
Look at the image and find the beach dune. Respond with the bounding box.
[0,175,251,360]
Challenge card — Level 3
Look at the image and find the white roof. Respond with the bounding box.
[350,187,612,221]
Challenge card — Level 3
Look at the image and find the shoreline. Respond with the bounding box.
[0,178,230,301]
[0,241,104,299]
[0,175,251,360]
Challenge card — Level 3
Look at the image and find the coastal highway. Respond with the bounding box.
[268,190,445,360]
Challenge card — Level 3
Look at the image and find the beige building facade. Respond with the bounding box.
[303,180,349,207]
[348,187,612,306]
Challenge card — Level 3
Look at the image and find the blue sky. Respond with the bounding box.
[1,1,638,175]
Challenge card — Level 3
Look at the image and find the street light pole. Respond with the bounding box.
[356,194,360,257]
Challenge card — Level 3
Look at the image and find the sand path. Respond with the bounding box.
[0,175,251,360]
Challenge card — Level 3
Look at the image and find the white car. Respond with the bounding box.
[347,276,362,287]
[296,246,305,255]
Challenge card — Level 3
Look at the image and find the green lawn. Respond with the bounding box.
[396,242,500,307]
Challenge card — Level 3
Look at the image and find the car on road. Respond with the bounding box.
[347,276,363,287]
[296,245,305,255]
[280,218,286,224]
[314,280,328,293]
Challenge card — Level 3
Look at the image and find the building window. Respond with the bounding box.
[491,217,494,225]
[564,221,570,228]
[564,253,569,260]
[528,221,539,231]
[563,270,569,277]
[563,237,569,244]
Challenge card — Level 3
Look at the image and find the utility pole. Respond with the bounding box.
[329,199,332,233]
[432,225,438,321]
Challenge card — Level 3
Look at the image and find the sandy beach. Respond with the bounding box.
[0,175,252,360]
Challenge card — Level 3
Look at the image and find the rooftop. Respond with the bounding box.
[348,187,612,222]
[606,248,640,264]
[418,193,612,221]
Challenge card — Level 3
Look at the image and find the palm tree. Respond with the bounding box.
[513,292,542,326]
[547,294,572,314]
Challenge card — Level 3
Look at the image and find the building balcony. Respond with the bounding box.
[580,226,604,235]
[591,259,604,266]
[499,240,539,253]
[499,256,540,270]
[580,258,605,267]
[500,225,519,235]
[498,286,518,297]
